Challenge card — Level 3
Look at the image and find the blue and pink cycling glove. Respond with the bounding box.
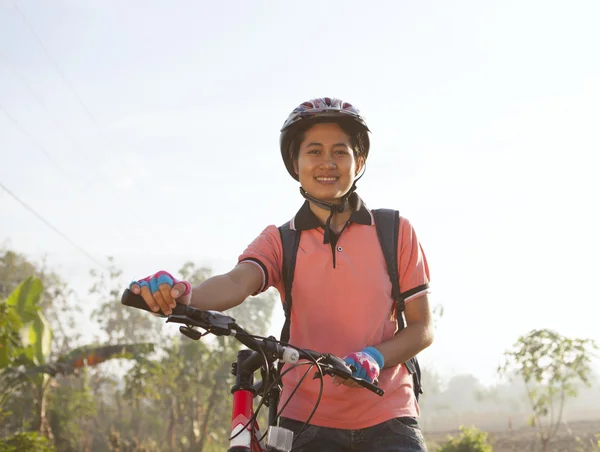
[129,270,191,298]
[343,347,385,384]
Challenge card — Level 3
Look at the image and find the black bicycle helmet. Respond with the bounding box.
[279,97,371,181]
[279,97,372,243]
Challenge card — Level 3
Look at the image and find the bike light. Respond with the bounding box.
[265,426,293,452]
[281,347,300,364]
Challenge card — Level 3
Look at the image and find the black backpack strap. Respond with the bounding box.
[372,208,423,401]
[373,208,403,326]
[278,221,301,344]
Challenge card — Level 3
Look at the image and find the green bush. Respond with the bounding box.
[437,426,493,452]
[0,432,55,452]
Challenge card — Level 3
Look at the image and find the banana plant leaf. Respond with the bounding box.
[5,277,52,366]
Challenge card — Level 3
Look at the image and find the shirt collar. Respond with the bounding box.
[290,193,373,231]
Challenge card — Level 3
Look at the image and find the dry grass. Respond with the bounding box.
[423,419,600,451]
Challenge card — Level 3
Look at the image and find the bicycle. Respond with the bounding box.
[121,289,384,452]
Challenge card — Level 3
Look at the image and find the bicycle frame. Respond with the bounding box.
[228,349,281,452]
[229,388,263,451]
[120,289,382,452]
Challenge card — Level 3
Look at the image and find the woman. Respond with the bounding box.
[130,97,434,451]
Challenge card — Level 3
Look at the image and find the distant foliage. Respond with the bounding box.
[0,432,55,452]
[499,328,598,452]
[437,426,493,452]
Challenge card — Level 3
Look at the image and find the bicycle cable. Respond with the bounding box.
[226,333,326,444]
[227,331,271,443]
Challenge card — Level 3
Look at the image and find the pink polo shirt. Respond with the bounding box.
[238,195,431,430]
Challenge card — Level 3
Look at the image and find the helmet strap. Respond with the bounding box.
[298,163,367,244]
[299,183,357,244]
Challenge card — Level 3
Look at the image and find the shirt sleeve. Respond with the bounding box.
[398,216,431,304]
[237,224,282,295]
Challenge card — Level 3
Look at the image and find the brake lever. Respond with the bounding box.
[350,375,384,396]
[166,310,235,336]
[317,367,384,396]
[167,314,210,329]
[311,355,385,397]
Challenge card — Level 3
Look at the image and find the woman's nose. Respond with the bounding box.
[319,155,337,169]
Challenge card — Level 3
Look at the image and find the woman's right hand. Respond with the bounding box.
[129,270,192,316]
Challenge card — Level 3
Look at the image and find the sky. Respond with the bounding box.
[1,0,599,386]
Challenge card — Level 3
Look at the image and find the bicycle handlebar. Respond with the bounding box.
[120,289,384,396]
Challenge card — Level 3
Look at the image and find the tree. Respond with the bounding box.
[90,257,162,344]
[48,368,97,452]
[119,262,278,451]
[1,277,154,445]
[0,302,23,370]
[0,249,37,299]
[0,248,80,355]
[0,431,55,452]
[498,328,598,452]
[0,276,53,438]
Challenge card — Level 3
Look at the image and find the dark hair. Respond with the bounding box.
[289,119,367,166]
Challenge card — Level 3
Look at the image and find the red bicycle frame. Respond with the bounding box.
[229,389,263,451]
[120,289,382,451]
[227,349,282,452]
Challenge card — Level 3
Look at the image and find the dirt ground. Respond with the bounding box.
[423,419,600,451]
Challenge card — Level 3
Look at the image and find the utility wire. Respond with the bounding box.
[11,0,102,128]
[2,5,138,243]
[0,50,106,180]
[0,101,71,177]
[0,179,110,271]
[6,1,141,245]
[10,1,136,187]
[0,102,131,243]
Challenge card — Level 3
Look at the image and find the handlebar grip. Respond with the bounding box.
[121,289,203,317]
[121,289,189,317]
[121,289,154,311]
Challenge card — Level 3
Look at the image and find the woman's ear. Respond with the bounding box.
[293,159,299,176]
[355,156,364,175]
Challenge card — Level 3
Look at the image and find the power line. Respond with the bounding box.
[11,0,101,128]
[10,1,133,182]
[6,2,138,245]
[0,51,105,179]
[0,101,131,243]
[0,179,110,272]
[0,101,70,175]
[9,0,130,191]
[0,100,101,203]
[8,2,137,230]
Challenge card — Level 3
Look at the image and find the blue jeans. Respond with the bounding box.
[278,416,427,451]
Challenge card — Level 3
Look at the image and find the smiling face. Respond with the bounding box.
[293,122,363,204]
